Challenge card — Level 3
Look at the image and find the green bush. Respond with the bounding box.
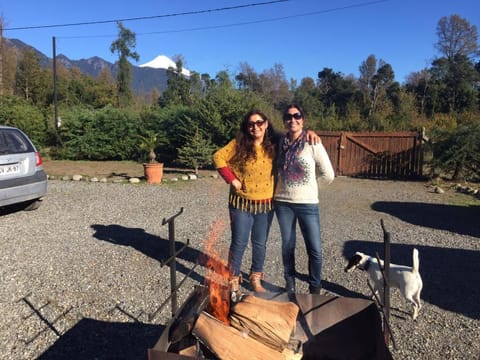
[430,123,480,180]
[0,96,48,147]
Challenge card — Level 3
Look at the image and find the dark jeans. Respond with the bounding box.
[274,201,323,289]
[228,205,274,276]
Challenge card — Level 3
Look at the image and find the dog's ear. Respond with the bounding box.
[344,254,363,272]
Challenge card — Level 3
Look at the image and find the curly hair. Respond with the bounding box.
[230,110,276,171]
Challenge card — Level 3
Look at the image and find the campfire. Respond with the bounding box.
[148,214,393,360]
[153,283,301,359]
[191,219,301,358]
[194,294,301,359]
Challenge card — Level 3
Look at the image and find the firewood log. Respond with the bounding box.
[229,295,299,352]
[192,311,301,360]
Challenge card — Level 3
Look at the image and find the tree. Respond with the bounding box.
[110,22,139,107]
[15,48,42,102]
[293,77,323,119]
[430,123,480,180]
[358,55,400,127]
[158,59,195,107]
[429,15,480,116]
[317,68,358,118]
[1,23,18,96]
[435,15,479,60]
[92,68,115,108]
[177,126,216,174]
[405,69,432,116]
[429,54,478,114]
[235,62,260,91]
[358,54,377,108]
[257,63,292,110]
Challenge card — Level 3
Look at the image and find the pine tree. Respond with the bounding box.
[177,127,216,174]
[110,22,139,108]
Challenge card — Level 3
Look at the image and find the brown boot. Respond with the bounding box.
[229,275,242,302]
[249,272,266,292]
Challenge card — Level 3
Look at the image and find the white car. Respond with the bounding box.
[0,126,47,211]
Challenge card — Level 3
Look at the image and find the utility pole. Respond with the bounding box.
[52,36,58,130]
[0,19,4,96]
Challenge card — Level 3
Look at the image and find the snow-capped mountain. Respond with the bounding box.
[5,38,184,94]
[140,55,190,77]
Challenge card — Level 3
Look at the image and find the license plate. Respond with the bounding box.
[0,163,20,176]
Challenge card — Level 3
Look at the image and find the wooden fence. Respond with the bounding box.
[317,131,425,179]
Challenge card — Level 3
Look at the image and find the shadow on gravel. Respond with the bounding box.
[342,240,480,320]
[37,318,164,359]
[91,224,208,285]
[371,201,480,237]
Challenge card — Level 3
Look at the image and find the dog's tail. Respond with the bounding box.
[412,248,420,273]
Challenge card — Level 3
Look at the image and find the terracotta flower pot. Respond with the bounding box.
[143,162,164,184]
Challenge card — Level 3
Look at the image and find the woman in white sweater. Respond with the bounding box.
[274,104,335,294]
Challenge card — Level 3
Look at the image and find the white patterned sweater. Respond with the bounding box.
[274,142,335,204]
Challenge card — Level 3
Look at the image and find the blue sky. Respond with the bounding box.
[1,0,479,84]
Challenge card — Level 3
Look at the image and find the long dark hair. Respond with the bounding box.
[230,110,276,170]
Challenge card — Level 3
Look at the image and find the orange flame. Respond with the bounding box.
[202,219,230,325]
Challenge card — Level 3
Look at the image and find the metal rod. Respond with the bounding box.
[149,262,199,321]
[160,208,186,317]
[162,207,184,226]
[160,239,190,267]
[380,219,391,347]
[367,280,396,350]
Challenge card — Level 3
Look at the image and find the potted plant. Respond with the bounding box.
[139,131,164,184]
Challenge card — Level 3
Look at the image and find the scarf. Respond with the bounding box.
[278,130,306,183]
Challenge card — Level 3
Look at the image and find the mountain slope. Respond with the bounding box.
[4,37,172,94]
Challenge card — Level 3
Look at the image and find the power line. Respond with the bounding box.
[56,0,390,40]
[134,0,390,37]
[2,0,288,31]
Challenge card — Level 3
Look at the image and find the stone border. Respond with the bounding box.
[46,173,219,184]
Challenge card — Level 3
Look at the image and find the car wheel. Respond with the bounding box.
[23,199,43,211]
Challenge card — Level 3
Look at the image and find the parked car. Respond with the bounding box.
[0,126,47,211]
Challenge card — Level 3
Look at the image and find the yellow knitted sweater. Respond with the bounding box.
[213,139,275,212]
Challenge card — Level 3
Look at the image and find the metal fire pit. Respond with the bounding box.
[148,211,392,359]
[148,286,392,360]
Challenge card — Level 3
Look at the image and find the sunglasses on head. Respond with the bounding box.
[247,119,266,128]
[283,112,303,121]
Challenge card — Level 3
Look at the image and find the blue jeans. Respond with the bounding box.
[228,205,274,276]
[274,201,323,289]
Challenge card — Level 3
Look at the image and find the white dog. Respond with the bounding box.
[344,248,423,320]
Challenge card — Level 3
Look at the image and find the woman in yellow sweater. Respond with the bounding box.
[213,110,275,296]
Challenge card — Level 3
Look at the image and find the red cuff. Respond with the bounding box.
[217,167,237,183]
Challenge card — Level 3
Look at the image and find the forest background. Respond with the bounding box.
[1,14,479,180]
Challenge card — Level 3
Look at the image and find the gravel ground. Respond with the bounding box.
[0,176,479,359]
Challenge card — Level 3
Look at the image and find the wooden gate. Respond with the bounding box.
[317,131,424,179]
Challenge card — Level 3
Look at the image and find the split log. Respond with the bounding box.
[229,295,299,352]
[192,311,301,360]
